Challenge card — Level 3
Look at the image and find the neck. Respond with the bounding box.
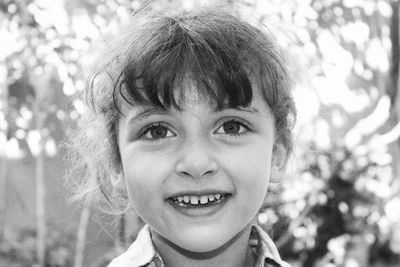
[151,222,256,267]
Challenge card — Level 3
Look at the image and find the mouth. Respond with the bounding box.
[166,191,232,217]
[168,193,230,208]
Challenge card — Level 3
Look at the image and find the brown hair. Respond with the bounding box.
[66,6,296,213]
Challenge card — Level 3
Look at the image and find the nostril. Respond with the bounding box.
[203,170,216,176]
[177,169,216,178]
[181,171,191,177]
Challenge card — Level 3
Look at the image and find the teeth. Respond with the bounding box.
[173,194,226,206]
[200,195,208,204]
[190,196,199,205]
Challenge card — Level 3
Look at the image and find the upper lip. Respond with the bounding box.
[167,190,232,199]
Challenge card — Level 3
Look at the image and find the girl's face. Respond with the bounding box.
[117,83,286,252]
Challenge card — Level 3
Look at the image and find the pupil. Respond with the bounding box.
[224,122,239,133]
[151,126,167,138]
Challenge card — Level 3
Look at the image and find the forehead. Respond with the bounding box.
[119,79,269,116]
[178,78,267,106]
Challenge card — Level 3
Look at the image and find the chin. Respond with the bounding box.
[177,240,226,254]
[173,228,234,253]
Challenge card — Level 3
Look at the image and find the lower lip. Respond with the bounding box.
[167,196,230,217]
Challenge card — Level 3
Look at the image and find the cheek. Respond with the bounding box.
[224,144,272,200]
[121,153,171,212]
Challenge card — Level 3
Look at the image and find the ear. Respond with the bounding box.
[111,172,126,195]
[270,143,288,183]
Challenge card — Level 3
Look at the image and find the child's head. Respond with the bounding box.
[69,5,296,253]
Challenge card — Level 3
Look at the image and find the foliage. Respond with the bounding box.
[1,0,400,266]
[0,227,74,267]
[254,1,400,266]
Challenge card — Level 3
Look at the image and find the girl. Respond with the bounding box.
[69,5,296,267]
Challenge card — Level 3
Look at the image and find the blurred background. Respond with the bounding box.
[1,0,400,266]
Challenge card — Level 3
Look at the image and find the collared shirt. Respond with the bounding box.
[108,225,291,267]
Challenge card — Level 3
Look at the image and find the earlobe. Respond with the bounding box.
[270,143,288,183]
[111,173,126,195]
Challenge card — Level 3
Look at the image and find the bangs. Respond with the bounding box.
[114,14,254,112]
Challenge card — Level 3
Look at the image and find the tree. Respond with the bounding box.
[1,0,399,266]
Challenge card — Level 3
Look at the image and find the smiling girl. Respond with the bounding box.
[68,5,296,267]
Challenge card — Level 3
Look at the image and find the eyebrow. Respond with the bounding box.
[230,107,260,114]
[126,106,260,126]
[127,107,170,124]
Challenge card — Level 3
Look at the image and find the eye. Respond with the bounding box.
[215,119,250,136]
[140,123,175,140]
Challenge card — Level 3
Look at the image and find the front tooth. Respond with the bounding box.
[177,196,183,203]
[190,196,199,205]
[183,196,190,203]
[208,194,215,201]
[200,195,208,204]
[215,194,221,200]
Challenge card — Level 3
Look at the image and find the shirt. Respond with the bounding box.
[108,224,291,267]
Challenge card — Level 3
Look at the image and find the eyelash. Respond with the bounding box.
[215,119,251,137]
[137,118,251,141]
[138,122,175,141]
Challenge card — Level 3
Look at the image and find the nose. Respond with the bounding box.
[175,138,218,179]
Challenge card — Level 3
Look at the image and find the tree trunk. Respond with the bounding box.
[117,214,126,248]
[0,65,8,241]
[34,103,46,267]
[30,64,56,267]
[0,151,8,242]
[388,0,400,110]
[386,0,400,195]
[392,0,400,184]
[74,197,92,267]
